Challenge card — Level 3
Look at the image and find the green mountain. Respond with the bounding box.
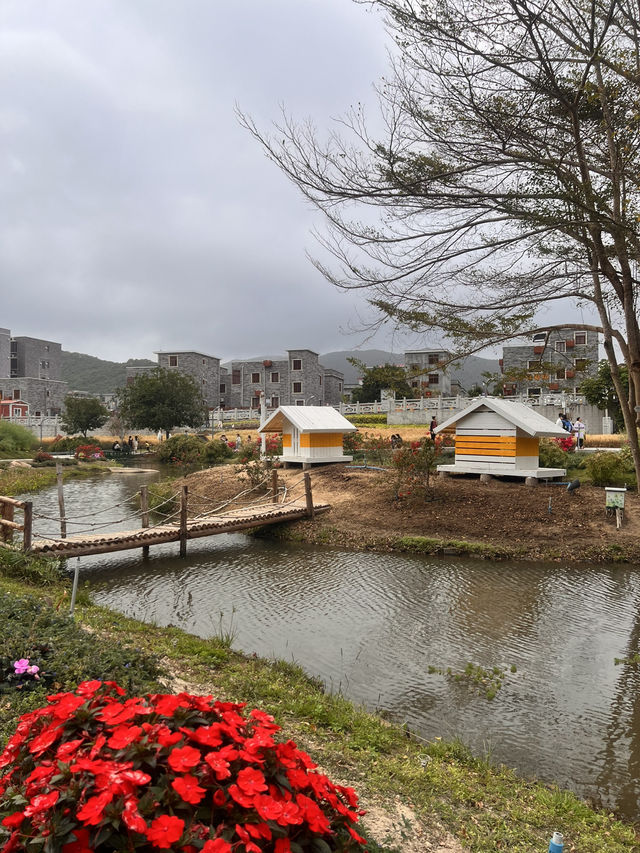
[319,349,500,391]
[61,351,155,395]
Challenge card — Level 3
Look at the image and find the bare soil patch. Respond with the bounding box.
[185,461,640,562]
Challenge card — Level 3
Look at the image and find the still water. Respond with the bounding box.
[23,472,640,821]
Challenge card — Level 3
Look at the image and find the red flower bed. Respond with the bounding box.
[0,682,366,852]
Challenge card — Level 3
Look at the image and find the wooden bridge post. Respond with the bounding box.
[271,469,279,504]
[304,472,314,519]
[179,485,188,557]
[56,464,67,539]
[1,502,14,544]
[22,502,32,552]
[140,485,150,559]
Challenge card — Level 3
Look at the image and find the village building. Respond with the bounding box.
[501,328,599,397]
[0,328,67,417]
[126,348,344,412]
[404,349,453,396]
[223,349,343,409]
[258,405,356,466]
[434,397,568,480]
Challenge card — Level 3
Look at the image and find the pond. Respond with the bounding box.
[20,471,640,822]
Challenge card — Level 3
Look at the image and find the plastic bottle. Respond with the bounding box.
[548,831,564,853]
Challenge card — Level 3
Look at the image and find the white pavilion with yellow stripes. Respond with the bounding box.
[258,406,357,466]
[434,397,567,479]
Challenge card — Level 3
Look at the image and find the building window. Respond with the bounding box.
[319,375,322,385]
[271,396,279,407]
[554,341,566,353]
[410,363,420,370]
[339,383,342,392]
[270,371,279,383]
[292,359,302,371]
[232,370,241,385]
[251,372,260,383]
[252,397,260,409]
[575,358,588,371]
[428,354,439,365]
[527,387,541,397]
[169,355,178,367]
[411,380,419,388]
[202,378,206,384]
[556,368,566,379]
[527,360,541,369]
[219,383,226,393]
[574,332,586,345]
[296,399,304,406]
[46,390,50,397]
[428,374,439,384]
[44,345,49,352]
[34,410,41,417]
[293,381,302,393]
[13,389,20,399]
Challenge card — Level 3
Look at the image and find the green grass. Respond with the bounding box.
[0,462,113,496]
[394,535,516,560]
[0,566,638,851]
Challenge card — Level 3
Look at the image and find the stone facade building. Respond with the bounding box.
[501,328,599,397]
[0,328,67,415]
[404,349,453,396]
[223,349,342,409]
[127,347,344,412]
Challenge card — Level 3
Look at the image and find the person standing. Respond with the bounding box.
[555,413,565,430]
[133,435,139,453]
[573,417,586,449]
[430,417,438,441]
[235,433,242,451]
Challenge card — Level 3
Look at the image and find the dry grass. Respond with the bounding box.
[584,433,625,447]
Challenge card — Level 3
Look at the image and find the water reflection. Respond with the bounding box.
[18,475,640,821]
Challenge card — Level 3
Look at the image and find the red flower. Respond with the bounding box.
[167,745,201,772]
[212,789,227,806]
[76,791,114,826]
[201,840,232,853]
[274,840,292,853]
[122,797,147,834]
[190,724,223,747]
[146,815,184,849]
[171,774,206,805]
[236,766,267,796]
[253,793,283,821]
[1,812,25,828]
[62,827,94,853]
[24,790,59,817]
[204,751,231,780]
[108,724,142,749]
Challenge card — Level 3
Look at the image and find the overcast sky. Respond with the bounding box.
[1,0,434,362]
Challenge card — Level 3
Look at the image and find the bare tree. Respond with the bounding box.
[241,0,640,478]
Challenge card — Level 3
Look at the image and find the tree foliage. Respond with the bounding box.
[242,0,640,479]
[61,395,109,437]
[580,359,629,431]
[349,358,414,402]
[116,369,208,438]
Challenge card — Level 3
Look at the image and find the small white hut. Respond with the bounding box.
[434,397,568,479]
[258,406,357,466]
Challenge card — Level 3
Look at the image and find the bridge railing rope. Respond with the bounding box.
[0,467,318,555]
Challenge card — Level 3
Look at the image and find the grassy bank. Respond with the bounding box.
[0,555,637,851]
[0,461,114,496]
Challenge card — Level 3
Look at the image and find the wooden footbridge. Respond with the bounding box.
[0,472,328,560]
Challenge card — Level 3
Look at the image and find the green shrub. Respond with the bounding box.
[346,414,388,426]
[0,422,38,458]
[203,438,234,464]
[156,434,205,465]
[585,451,627,486]
[538,439,570,469]
[0,549,65,586]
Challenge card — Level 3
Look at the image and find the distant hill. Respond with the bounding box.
[60,348,500,397]
[319,349,500,391]
[61,351,155,395]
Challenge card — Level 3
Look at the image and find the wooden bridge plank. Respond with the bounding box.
[27,501,330,559]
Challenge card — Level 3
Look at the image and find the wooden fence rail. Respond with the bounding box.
[0,495,32,551]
